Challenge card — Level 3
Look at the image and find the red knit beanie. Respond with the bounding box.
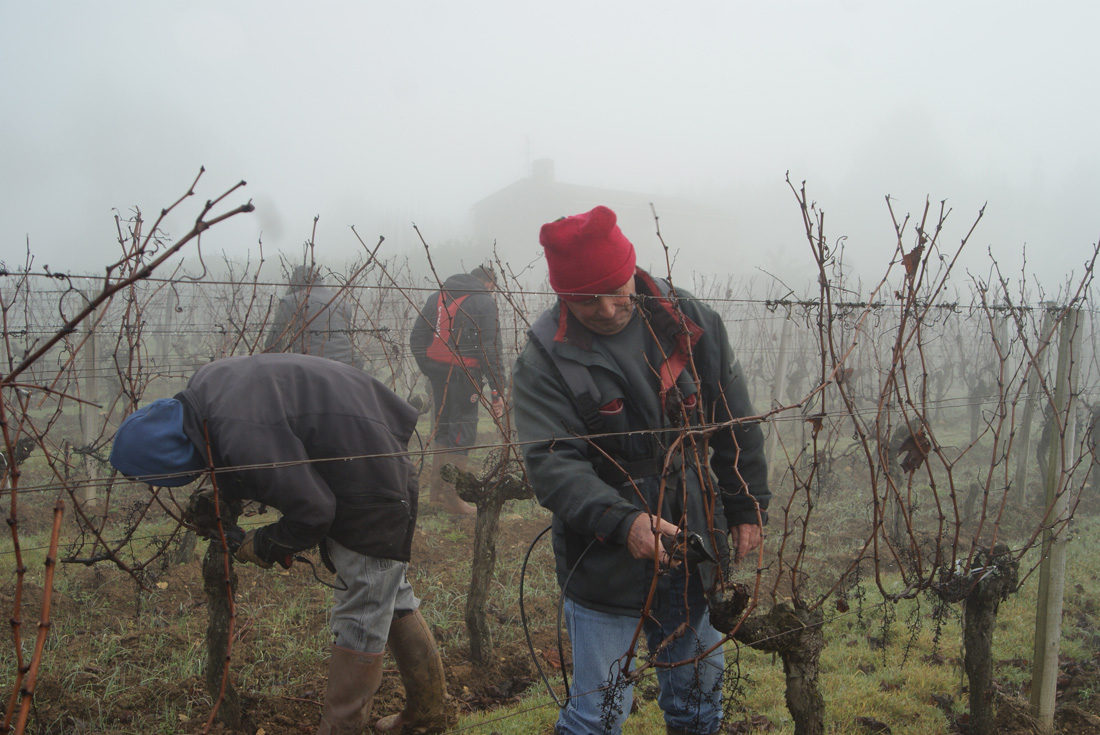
[539,205,637,301]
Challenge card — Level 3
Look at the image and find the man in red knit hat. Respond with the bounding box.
[512,206,770,735]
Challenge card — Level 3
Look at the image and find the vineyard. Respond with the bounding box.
[2,176,1100,735]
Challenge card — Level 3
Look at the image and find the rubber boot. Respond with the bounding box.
[373,610,453,733]
[316,645,384,735]
[429,452,475,516]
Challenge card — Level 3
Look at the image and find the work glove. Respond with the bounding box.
[234,529,274,569]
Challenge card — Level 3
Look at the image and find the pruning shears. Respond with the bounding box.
[661,531,717,569]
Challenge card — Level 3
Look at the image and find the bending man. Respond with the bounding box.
[109,353,450,735]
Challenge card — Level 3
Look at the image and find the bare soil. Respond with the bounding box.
[4,503,562,735]
[4,497,1100,735]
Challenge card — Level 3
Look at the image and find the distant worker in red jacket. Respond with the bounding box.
[410,266,506,515]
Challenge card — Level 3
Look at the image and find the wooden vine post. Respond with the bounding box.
[764,315,793,474]
[1011,307,1053,507]
[79,289,101,509]
[1030,307,1081,733]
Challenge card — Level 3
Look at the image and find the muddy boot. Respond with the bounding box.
[317,645,384,735]
[429,452,475,516]
[373,610,454,734]
[426,451,452,507]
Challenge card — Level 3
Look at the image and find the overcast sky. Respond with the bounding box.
[3,1,1098,295]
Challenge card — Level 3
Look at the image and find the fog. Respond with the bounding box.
[3,1,1098,294]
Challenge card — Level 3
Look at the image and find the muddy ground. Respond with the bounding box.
[4,497,1100,735]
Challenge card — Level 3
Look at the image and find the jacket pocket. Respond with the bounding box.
[329,496,412,561]
[599,398,624,415]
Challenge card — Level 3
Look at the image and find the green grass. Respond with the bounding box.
[3,440,1098,734]
[452,514,1100,735]
[0,501,332,733]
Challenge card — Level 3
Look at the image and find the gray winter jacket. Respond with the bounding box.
[512,269,769,617]
[177,354,419,563]
[265,281,363,369]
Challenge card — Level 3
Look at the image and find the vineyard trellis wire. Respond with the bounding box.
[1,173,1098,734]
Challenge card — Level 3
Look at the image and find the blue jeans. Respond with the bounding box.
[557,575,725,735]
[326,538,420,654]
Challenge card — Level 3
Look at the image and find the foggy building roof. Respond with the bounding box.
[471,159,739,267]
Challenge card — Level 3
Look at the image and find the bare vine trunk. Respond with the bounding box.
[465,501,501,666]
[189,492,247,729]
[961,545,1019,735]
[443,461,531,666]
[202,540,242,727]
[733,603,825,735]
